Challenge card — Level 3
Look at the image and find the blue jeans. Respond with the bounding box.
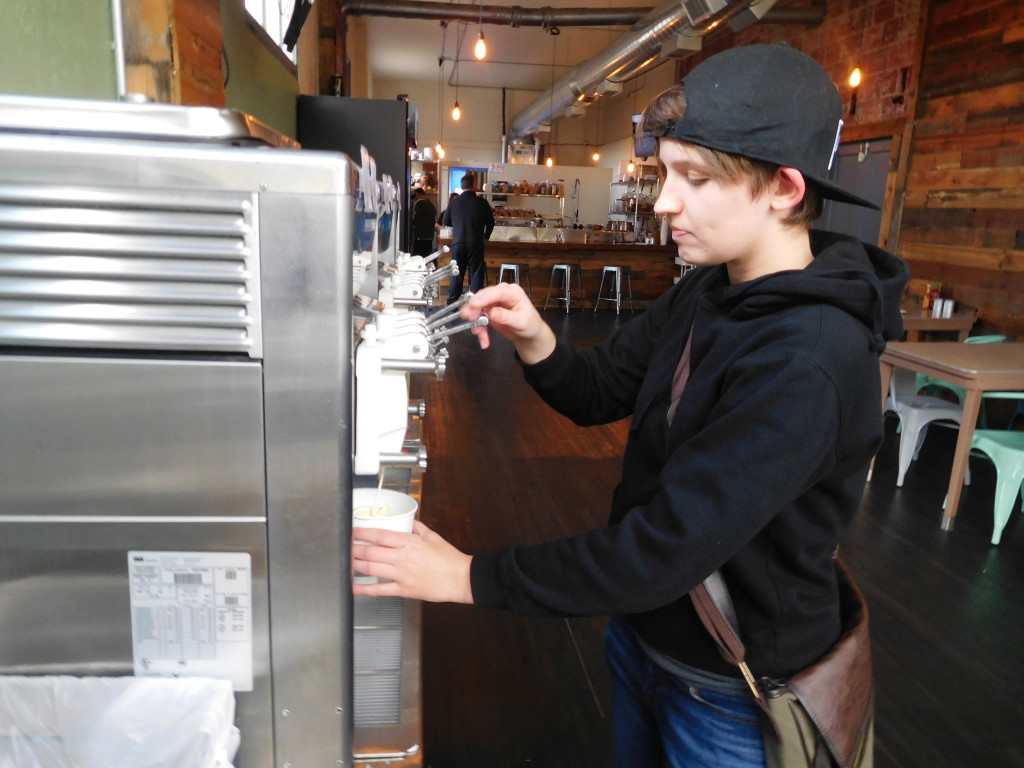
[605,616,767,768]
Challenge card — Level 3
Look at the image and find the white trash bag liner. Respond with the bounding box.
[0,675,240,768]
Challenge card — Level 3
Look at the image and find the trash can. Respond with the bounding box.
[0,676,240,768]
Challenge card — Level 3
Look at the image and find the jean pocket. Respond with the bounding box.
[686,685,761,726]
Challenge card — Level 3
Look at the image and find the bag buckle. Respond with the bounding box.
[738,661,763,702]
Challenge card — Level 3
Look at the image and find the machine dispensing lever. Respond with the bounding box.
[382,356,447,381]
[422,245,449,266]
[423,261,458,287]
[380,445,428,470]
[425,292,473,330]
[427,316,488,344]
[392,297,430,308]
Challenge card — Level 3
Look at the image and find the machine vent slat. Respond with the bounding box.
[0,185,261,356]
[353,674,402,727]
[0,206,250,237]
[0,231,251,260]
[0,253,249,283]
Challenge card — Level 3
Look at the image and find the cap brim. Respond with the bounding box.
[806,175,879,210]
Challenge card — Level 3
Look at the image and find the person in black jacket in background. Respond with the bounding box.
[410,185,437,257]
[441,172,495,303]
[354,44,908,768]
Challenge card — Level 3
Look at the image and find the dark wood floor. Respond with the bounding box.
[412,310,1024,768]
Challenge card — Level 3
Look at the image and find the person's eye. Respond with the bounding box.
[687,176,709,187]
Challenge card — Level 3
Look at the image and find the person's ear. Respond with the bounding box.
[770,167,807,213]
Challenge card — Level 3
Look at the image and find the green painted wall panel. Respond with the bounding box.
[221,0,299,139]
[1,0,117,99]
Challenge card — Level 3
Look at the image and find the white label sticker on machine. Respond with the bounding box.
[128,551,253,692]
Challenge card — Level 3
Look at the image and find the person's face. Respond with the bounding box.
[654,139,774,277]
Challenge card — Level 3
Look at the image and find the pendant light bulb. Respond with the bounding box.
[592,152,600,162]
[452,101,461,121]
[435,142,445,159]
[546,155,553,168]
[475,32,486,60]
[627,161,635,173]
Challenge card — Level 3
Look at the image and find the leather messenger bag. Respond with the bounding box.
[689,557,874,768]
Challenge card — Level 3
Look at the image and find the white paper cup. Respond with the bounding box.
[352,488,418,584]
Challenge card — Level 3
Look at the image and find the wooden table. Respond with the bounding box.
[900,304,977,341]
[879,342,1024,530]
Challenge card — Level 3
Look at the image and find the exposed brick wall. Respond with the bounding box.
[680,0,922,129]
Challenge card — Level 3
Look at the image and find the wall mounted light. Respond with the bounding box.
[848,67,862,116]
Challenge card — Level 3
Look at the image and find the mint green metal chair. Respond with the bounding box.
[965,428,1024,545]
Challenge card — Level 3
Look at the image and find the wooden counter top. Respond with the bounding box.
[436,239,680,307]
[486,240,677,254]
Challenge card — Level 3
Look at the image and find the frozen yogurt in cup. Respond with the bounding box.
[352,488,418,535]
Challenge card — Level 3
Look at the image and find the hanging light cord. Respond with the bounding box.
[548,33,556,165]
[437,21,447,154]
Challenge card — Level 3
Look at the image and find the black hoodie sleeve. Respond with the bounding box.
[519,278,693,426]
[470,337,854,616]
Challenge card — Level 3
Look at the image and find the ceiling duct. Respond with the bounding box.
[340,0,650,28]
[508,0,777,138]
[338,0,826,139]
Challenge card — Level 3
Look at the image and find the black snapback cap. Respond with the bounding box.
[668,43,877,209]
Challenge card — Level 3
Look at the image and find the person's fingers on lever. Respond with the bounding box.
[464,284,543,342]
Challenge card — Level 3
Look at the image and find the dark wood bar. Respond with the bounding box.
[440,239,680,308]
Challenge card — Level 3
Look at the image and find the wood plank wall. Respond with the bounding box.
[122,0,224,107]
[899,0,1024,335]
[173,0,225,107]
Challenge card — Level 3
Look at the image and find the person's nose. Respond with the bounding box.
[653,184,678,217]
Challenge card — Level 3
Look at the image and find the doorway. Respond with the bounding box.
[819,137,893,246]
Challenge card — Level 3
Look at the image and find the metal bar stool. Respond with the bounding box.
[594,265,633,315]
[543,263,584,313]
[498,263,532,297]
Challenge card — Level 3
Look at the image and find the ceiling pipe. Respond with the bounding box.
[340,0,649,28]
[508,0,828,138]
[508,0,754,138]
[340,0,824,29]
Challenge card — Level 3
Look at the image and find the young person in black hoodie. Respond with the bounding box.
[354,44,909,767]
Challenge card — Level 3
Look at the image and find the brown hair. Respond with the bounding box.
[639,84,823,227]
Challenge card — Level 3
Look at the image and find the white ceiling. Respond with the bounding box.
[362,0,657,93]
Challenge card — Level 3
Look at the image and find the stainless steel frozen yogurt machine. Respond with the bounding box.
[0,95,456,767]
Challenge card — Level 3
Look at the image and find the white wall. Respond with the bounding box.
[480,163,613,227]
[377,60,678,228]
